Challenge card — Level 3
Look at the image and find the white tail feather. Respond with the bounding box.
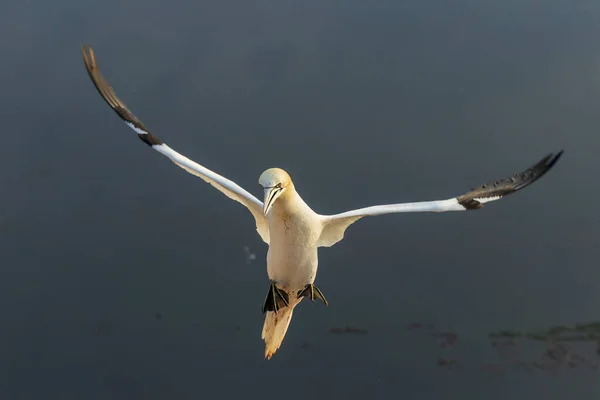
[262,303,298,359]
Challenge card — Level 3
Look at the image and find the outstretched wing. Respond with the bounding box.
[81,45,269,244]
[317,151,563,247]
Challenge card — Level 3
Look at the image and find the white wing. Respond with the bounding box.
[318,151,563,247]
[81,45,269,244]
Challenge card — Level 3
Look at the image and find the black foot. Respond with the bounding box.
[297,283,328,306]
[262,280,289,314]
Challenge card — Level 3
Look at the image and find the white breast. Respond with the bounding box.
[265,199,321,291]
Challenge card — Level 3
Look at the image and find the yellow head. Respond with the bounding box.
[259,168,293,215]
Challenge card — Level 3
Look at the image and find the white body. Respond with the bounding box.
[266,191,320,292]
[259,187,323,359]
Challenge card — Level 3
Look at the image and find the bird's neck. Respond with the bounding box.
[273,184,308,215]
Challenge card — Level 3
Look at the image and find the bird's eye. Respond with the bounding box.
[276,183,282,189]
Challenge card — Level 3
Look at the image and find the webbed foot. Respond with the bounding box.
[297,283,328,306]
[262,280,289,314]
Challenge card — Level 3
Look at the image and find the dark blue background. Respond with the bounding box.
[0,0,598,398]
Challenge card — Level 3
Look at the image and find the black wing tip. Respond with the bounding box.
[530,150,563,171]
[525,149,564,187]
[81,44,163,147]
[80,44,95,70]
[546,150,564,168]
[457,149,564,210]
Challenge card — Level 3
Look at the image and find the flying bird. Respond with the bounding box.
[81,45,563,359]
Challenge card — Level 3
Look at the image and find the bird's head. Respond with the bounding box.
[259,168,292,216]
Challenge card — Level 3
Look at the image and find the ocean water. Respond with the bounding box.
[0,0,599,398]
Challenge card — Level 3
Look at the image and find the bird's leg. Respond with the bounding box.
[262,280,289,314]
[297,283,328,306]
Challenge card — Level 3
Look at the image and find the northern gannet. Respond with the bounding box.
[81,45,563,359]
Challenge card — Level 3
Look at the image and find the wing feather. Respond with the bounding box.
[318,151,563,247]
[81,45,269,244]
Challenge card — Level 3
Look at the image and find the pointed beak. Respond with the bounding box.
[263,187,282,216]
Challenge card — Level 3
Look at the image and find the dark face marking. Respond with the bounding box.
[265,187,282,211]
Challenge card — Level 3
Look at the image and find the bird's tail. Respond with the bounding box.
[262,303,298,359]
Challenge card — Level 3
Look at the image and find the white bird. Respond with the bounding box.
[81,45,563,359]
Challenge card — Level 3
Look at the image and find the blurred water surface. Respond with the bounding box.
[0,0,599,398]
